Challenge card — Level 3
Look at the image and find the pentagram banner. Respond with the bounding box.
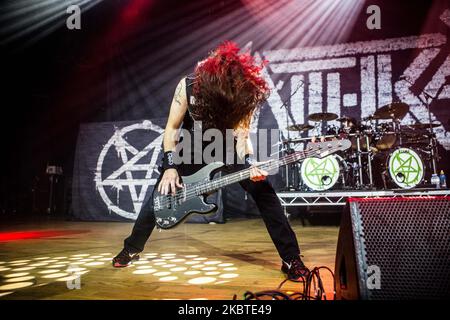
[71,119,226,222]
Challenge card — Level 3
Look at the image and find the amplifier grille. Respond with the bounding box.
[354,197,450,299]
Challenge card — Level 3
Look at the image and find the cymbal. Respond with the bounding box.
[308,112,338,122]
[406,123,439,130]
[336,116,357,123]
[362,115,380,121]
[286,124,314,131]
[373,102,409,120]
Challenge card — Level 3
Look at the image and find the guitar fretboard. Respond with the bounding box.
[193,149,309,195]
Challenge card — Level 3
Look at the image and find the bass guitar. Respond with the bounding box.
[154,139,351,229]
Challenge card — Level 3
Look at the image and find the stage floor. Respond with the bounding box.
[0,219,338,300]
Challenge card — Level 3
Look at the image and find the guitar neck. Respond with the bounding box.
[197,150,308,194]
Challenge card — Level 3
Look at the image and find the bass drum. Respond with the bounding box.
[387,147,424,189]
[300,155,347,191]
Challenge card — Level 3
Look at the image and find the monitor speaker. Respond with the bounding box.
[335,197,450,299]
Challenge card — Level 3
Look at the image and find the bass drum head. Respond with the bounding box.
[388,148,424,189]
[300,155,340,191]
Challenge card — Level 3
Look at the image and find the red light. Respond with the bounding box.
[0,230,89,242]
[121,0,150,22]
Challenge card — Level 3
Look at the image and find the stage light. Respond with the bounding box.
[56,275,80,282]
[42,272,69,279]
[9,259,30,263]
[136,265,154,269]
[161,253,176,257]
[0,267,12,272]
[159,276,178,282]
[0,0,104,49]
[29,262,48,267]
[170,267,187,272]
[0,252,241,297]
[223,267,238,271]
[218,263,234,267]
[0,282,34,291]
[12,267,36,271]
[133,269,157,274]
[4,272,30,278]
[153,271,171,277]
[84,261,104,266]
[38,269,61,274]
[202,267,217,271]
[5,276,35,283]
[0,230,87,242]
[99,257,113,261]
[0,292,13,297]
[188,277,216,285]
[219,273,239,279]
[47,264,67,268]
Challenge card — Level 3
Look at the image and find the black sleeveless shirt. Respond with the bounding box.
[179,74,237,165]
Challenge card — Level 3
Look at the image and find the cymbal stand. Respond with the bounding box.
[402,77,446,175]
[280,80,304,190]
[355,132,364,188]
[365,134,374,188]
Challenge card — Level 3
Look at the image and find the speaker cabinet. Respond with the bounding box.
[335,197,450,300]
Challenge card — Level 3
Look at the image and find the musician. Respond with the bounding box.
[112,41,309,280]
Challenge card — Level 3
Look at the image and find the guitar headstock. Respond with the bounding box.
[305,139,351,158]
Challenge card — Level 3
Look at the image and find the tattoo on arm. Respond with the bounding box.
[174,82,182,106]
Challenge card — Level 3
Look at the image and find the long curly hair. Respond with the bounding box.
[191,41,269,132]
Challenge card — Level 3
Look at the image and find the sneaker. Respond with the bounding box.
[281,256,310,280]
[112,248,140,268]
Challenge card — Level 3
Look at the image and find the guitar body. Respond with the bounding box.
[153,162,224,229]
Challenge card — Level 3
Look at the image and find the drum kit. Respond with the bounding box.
[281,102,440,191]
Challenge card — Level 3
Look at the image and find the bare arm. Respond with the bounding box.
[234,122,267,182]
[163,77,188,152]
[158,77,187,195]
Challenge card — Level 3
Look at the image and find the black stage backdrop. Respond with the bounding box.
[1,0,450,218]
[71,119,226,221]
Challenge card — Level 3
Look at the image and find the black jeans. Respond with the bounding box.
[124,164,300,261]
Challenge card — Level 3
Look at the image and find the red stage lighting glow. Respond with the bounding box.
[121,0,151,22]
[0,230,89,242]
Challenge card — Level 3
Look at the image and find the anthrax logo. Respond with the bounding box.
[251,9,450,150]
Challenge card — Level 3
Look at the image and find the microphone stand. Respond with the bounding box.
[279,80,304,190]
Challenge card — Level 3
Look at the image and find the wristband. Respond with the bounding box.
[244,154,255,167]
[162,151,177,170]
